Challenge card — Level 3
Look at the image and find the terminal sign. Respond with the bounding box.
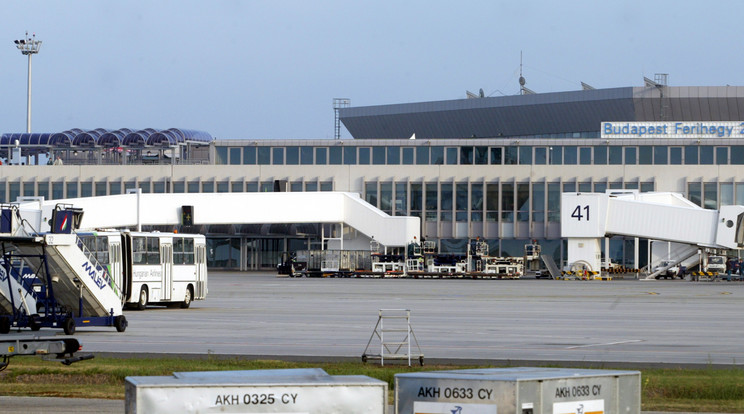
[560,193,605,238]
[601,121,744,138]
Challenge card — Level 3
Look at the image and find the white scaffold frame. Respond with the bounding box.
[361,309,424,366]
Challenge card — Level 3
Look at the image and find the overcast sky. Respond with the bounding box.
[0,1,741,140]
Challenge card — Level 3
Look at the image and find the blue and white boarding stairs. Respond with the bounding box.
[0,257,39,332]
[0,204,127,335]
[0,205,40,332]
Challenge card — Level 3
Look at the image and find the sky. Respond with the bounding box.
[0,1,742,140]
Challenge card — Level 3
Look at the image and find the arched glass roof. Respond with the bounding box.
[147,130,178,146]
[0,133,53,146]
[0,128,212,149]
[123,129,155,147]
[98,128,132,147]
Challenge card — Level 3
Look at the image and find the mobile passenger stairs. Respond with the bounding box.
[0,255,40,333]
[0,205,127,335]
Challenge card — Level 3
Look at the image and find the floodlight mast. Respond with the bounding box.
[14,32,42,133]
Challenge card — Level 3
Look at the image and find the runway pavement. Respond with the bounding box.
[3,272,744,413]
[4,271,743,367]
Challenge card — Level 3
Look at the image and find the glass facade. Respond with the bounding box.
[3,136,742,271]
[217,143,744,167]
[0,173,665,270]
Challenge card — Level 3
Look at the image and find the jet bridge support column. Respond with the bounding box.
[566,238,602,271]
[634,237,640,271]
[605,237,610,268]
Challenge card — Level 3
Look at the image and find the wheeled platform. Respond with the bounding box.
[0,233,127,335]
[0,337,94,371]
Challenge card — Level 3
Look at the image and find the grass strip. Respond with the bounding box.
[0,356,742,412]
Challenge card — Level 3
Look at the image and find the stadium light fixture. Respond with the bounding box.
[14,31,42,133]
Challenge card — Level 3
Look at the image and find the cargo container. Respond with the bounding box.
[126,368,387,414]
[395,367,640,414]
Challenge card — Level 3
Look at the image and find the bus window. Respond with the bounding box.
[173,237,195,265]
[184,238,194,264]
[173,237,184,264]
[95,236,109,264]
[133,237,147,265]
[80,235,110,265]
[133,236,159,265]
[146,237,160,265]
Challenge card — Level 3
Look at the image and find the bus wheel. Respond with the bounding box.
[136,287,148,311]
[114,315,128,332]
[180,286,193,309]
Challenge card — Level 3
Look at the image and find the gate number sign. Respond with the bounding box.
[571,205,590,221]
[561,193,603,238]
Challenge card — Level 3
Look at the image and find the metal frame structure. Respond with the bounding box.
[362,308,423,366]
[333,98,350,140]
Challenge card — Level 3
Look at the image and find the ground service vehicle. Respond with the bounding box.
[79,231,207,310]
[0,206,127,334]
[705,255,727,274]
[652,260,681,279]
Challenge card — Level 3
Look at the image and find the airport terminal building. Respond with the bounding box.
[2,81,744,270]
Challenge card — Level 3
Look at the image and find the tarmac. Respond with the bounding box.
[0,397,729,414]
[2,271,743,413]
[0,396,123,414]
[0,397,727,414]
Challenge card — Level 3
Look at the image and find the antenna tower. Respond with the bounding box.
[333,98,350,140]
[519,51,525,95]
[518,52,535,95]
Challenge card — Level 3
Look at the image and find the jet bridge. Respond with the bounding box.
[561,191,744,272]
[12,191,420,251]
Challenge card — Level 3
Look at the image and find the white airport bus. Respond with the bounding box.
[78,231,207,310]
